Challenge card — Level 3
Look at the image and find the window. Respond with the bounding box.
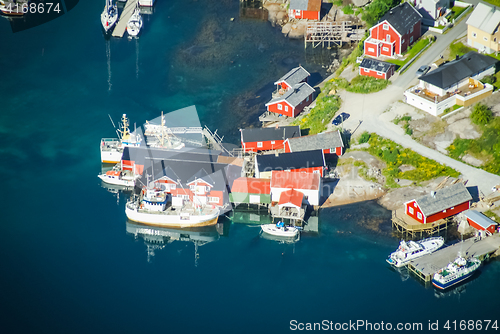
[472,32,477,38]
[190,185,195,191]
[409,207,414,214]
[383,47,389,51]
[386,34,391,42]
[368,47,375,53]
[271,141,275,145]
[417,212,422,219]
[285,106,289,112]
[313,170,320,174]
[257,142,263,148]
[306,96,309,102]
[495,38,497,42]
[208,197,219,203]
[377,71,382,75]
[410,36,413,43]
[410,26,413,33]
[277,104,282,110]
[484,36,488,41]
[383,24,389,30]
[451,207,454,210]
[296,9,301,15]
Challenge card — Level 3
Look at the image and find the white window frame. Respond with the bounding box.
[484,36,488,41]
[472,32,477,38]
[383,23,389,30]
[377,71,383,76]
[313,170,320,174]
[208,197,219,203]
[417,212,422,220]
[296,9,301,15]
[271,141,275,145]
[277,104,282,110]
[285,106,289,112]
[306,96,309,102]
[368,47,375,53]
[189,185,195,191]
[383,47,389,51]
[409,207,414,215]
[257,142,263,148]
[386,34,390,42]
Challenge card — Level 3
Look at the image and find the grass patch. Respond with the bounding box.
[447,116,500,174]
[361,0,400,27]
[365,134,459,187]
[335,37,365,76]
[292,79,343,134]
[449,6,467,21]
[448,41,475,61]
[342,5,354,15]
[345,75,390,93]
[483,210,500,222]
[386,38,432,68]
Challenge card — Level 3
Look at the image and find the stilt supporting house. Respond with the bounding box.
[391,208,450,239]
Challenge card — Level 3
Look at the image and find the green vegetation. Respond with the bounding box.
[335,37,365,76]
[470,103,492,125]
[342,5,354,15]
[482,75,497,85]
[386,38,432,67]
[361,0,400,27]
[345,75,390,93]
[393,115,413,135]
[292,79,342,134]
[365,134,459,187]
[442,105,461,115]
[484,210,500,222]
[332,0,343,6]
[448,41,475,61]
[449,6,468,21]
[447,115,500,174]
[358,131,371,144]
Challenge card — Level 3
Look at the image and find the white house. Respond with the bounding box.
[270,170,321,206]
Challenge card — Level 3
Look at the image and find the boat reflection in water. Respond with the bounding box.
[126,220,221,265]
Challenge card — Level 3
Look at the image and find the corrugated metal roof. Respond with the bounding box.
[464,210,498,229]
[289,0,309,11]
[275,66,310,87]
[278,189,304,208]
[241,126,301,143]
[287,130,343,152]
[231,177,271,194]
[415,183,472,217]
[466,3,500,35]
[256,150,325,172]
[271,170,320,190]
[359,58,394,73]
[379,2,422,35]
[266,82,315,108]
[419,51,497,89]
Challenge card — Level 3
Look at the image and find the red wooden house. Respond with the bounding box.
[274,66,310,90]
[359,58,396,80]
[404,183,472,224]
[364,2,422,58]
[288,0,321,21]
[240,126,301,152]
[464,210,498,235]
[284,130,343,155]
[265,82,315,118]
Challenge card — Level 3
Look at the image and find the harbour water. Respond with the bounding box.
[1,1,499,333]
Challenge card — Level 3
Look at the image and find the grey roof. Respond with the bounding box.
[464,210,498,229]
[466,3,500,35]
[289,0,309,10]
[380,2,422,35]
[275,66,310,87]
[359,58,394,73]
[266,82,315,108]
[415,183,472,217]
[241,126,301,143]
[419,51,498,89]
[256,150,325,172]
[287,130,343,152]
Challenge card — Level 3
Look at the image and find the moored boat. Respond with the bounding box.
[386,236,444,267]
[261,222,299,237]
[432,254,481,290]
[0,1,25,16]
[100,114,140,164]
[127,5,142,37]
[98,165,138,188]
[125,186,219,228]
[101,0,118,33]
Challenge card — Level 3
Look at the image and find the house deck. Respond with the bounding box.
[410,82,488,103]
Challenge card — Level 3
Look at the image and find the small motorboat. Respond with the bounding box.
[127,5,142,37]
[386,236,444,267]
[261,222,299,237]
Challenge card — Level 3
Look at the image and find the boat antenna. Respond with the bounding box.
[108,114,116,129]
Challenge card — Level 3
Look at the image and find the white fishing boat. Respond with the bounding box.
[101,0,118,33]
[98,165,139,188]
[127,6,142,37]
[100,114,141,164]
[125,186,219,228]
[432,254,481,290]
[386,236,444,267]
[0,1,24,16]
[261,222,299,238]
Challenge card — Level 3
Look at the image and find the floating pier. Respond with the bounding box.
[112,0,139,38]
[408,235,500,283]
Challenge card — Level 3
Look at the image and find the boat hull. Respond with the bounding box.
[432,270,476,290]
[125,206,219,228]
[387,237,444,267]
[98,174,134,187]
[101,150,122,164]
[261,224,299,237]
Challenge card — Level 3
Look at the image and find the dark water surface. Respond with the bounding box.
[1,1,499,333]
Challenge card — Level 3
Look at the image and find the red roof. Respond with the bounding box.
[270,170,320,190]
[278,189,304,208]
[231,177,271,195]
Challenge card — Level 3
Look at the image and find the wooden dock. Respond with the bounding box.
[392,208,450,239]
[408,235,500,282]
[112,0,139,38]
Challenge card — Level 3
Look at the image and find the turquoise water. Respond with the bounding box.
[1,1,499,333]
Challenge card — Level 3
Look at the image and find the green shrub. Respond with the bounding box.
[361,0,400,27]
[359,131,371,144]
[333,0,343,6]
[482,75,497,85]
[470,103,492,125]
[342,5,354,14]
[345,75,390,93]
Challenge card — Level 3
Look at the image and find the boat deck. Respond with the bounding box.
[408,235,500,282]
[112,0,139,38]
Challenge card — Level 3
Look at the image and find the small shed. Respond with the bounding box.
[277,189,304,218]
[404,183,472,224]
[240,126,301,152]
[464,210,498,234]
[255,150,326,178]
[359,58,396,80]
[288,0,322,21]
[229,177,271,205]
[284,130,344,155]
[274,66,310,90]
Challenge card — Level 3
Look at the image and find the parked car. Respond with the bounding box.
[416,65,431,77]
[332,112,349,125]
